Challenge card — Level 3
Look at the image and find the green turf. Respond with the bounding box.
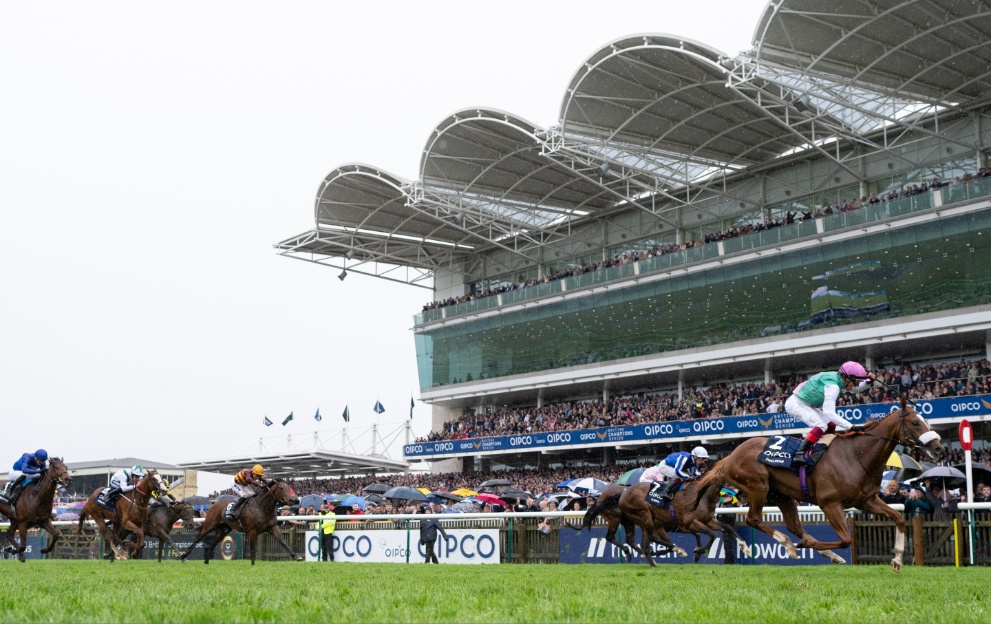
[0,561,985,623]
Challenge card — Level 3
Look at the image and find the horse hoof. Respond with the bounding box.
[891,560,902,574]
[295,556,304,562]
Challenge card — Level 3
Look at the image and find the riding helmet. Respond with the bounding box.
[34,449,48,461]
[252,464,265,476]
[691,446,709,459]
[838,361,869,379]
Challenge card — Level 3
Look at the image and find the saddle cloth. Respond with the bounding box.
[96,488,116,510]
[757,435,834,472]
[645,481,683,509]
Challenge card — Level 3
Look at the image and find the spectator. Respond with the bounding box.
[881,481,906,506]
[319,503,336,562]
[903,488,932,518]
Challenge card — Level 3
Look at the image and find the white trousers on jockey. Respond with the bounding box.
[785,394,853,431]
[639,464,678,483]
[233,483,256,498]
[7,470,24,482]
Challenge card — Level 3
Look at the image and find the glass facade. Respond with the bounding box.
[415,209,991,388]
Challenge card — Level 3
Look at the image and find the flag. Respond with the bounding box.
[410,395,415,420]
[373,400,385,414]
[342,405,349,423]
[282,412,294,426]
[314,408,322,422]
[263,416,273,427]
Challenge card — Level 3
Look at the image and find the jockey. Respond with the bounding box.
[1,449,49,521]
[226,464,267,519]
[788,361,876,465]
[640,446,709,503]
[150,478,178,508]
[105,465,145,505]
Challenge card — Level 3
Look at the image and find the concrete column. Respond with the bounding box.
[677,370,685,401]
[536,387,544,409]
[602,379,611,403]
[865,344,876,372]
[986,329,991,361]
[602,446,611,465]
[764,357,773,385]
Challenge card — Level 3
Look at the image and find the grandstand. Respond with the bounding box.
[276,2,991,474]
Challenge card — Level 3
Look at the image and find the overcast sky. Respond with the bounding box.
[1,1,768,490]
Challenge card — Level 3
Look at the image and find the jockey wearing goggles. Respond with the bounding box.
[788,361,876,465]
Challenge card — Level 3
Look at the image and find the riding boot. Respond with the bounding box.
[226,497,247,520]
[660,478,681,503]
[793,438,813,465]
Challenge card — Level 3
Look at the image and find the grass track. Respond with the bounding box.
[0,561,986,623]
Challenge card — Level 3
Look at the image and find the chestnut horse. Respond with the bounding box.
[0,458,71,562]
[179,479,301,565]
[692,398,944,572]
[122,500,197,562]
[572,484,639,562]
[77,469,166,561]
[617,479,751,566]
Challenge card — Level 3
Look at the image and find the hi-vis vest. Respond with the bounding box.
[322,513,336,534]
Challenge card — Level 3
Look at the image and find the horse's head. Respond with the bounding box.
[269,479,299,506]
[143,469,170,497]
[171,501,197,528]
[49,457,71,488]
[887,402,945,461]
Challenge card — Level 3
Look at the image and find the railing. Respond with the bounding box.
[416,177,991,325]
[9,504,991,564]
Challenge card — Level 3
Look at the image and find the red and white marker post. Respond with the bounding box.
[959,419,975,565]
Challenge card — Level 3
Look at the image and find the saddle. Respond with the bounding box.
[757,435,834,472]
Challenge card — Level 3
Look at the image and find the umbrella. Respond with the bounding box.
[362,483,390,494]
[299,494,324,509]
[919,466,967,492]
[328,494,349,504]
[565,478,609,496]
[719,488,738,504]
[616,468,645,486]
[474,493,506,506]
[886,452,924,473]
[382,486,428,502]
[364,494,386,505]
[416,487,431,495]
[450,488,477,497]
[341,495,366,510]
[496,488,530,502]
[451,500,479,513]
[953,462,991,483]
[478,478,512,488]
[429,491,462,502]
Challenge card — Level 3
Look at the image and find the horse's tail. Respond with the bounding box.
[76,505,88,535]
[691,459,726,511]
[577,492,622,532]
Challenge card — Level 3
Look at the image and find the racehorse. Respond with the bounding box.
[692,398,944,572]
[77,469,166,561]
[125,500,197,562]
[572,484,639,562]
[0,457,71,562]
[179,479,302,565]
[614,479,751,566]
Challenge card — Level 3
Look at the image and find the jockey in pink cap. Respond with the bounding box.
[786,361,877,465]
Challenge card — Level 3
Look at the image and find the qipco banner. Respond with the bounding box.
[404,394,991,458]
[304,529,500,564]
[559,525,850,566]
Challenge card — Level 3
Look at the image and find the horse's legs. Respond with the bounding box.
[94,514,124,561]
[742,486,798,559]
[603,513,633,562]
[247,530,259,565]
[181,516,217,561]
[14,523,29,563]
[686,519,717,562]
[40,519,60,556]
[706,519,752,558]
[801,500,854,554]
[776,499,845,564]
[860,495,907,573]
[203,526,232,565]
[119,519,144,557]
[267,524,303,561]
[619,520,639,562]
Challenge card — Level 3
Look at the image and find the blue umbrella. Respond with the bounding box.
[341,495,366,510]
[556,479,576,489]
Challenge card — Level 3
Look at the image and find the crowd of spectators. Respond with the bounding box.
[420,358,991,443]
[423,170,990,314]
